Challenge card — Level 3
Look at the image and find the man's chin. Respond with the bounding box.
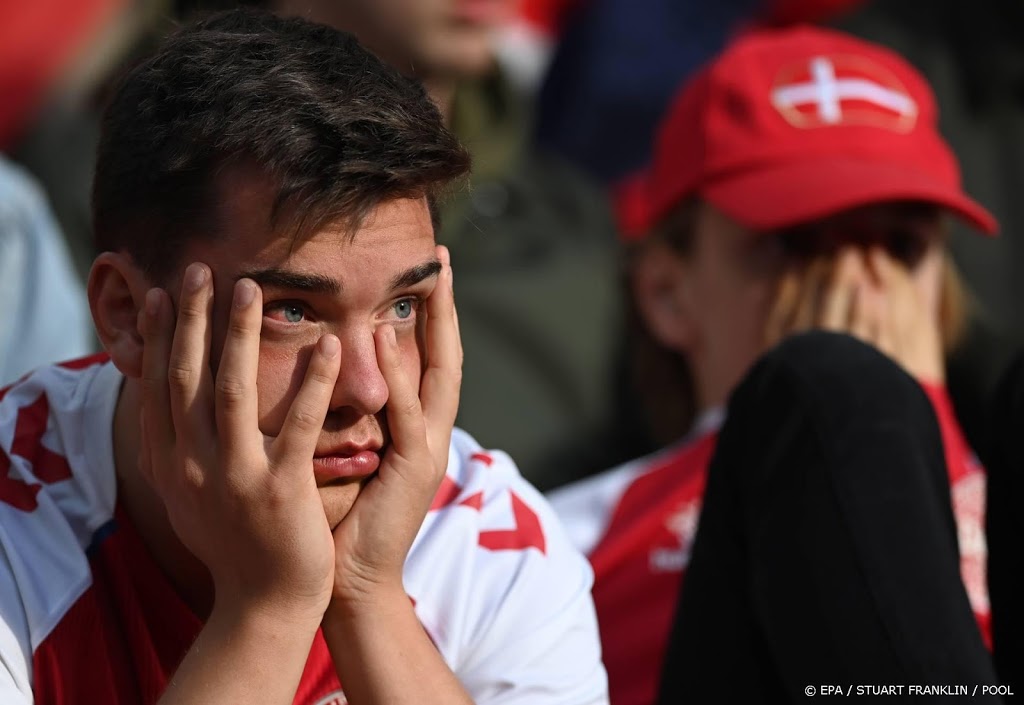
[318,482,362,530]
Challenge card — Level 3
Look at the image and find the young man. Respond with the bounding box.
[550,26,1018,704]
[176,0,625,490]
[0,10,607,705]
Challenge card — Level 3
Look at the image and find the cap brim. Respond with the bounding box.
[702,159,998,235]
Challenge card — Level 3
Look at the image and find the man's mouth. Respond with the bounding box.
[313,445,382,485]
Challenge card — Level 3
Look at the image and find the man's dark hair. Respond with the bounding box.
[93,8,470,279]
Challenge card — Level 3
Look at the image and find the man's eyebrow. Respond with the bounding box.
[236,268,342,295]
[390,260,442,291]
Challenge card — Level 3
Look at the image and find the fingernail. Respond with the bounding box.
[383,325,397,347]
[234,280,255,308]
[320,335,340,358]
[145,288,161,316]
[185,263,207,292]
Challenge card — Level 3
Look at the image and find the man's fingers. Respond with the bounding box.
[420,248,460,443]
[215,279,263,450]
[270,334,341,473]
[167,263,216,438]
[375,325,428,462]
[139,287,176,460]
[137,402,156,488]
[438,246,463,358]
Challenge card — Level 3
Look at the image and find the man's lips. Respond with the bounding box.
[313,450,381,484]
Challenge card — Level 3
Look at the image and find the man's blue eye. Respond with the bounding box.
[283,305,305,323]
[394,299,414,320]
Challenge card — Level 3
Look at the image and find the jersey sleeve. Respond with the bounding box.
[408,430,608,705]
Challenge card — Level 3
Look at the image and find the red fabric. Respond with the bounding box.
[31,505,344,705]
[919,382,992,649]
[638,26,996,238]
[0,0,125,148]
[588,433,716,705]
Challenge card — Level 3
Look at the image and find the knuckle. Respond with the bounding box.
[306,366,336,389]
[226,313,254,340]
[288,403,321,434]
[167,362,195,391]
[397,396,421,417]
[179,459,206,492]
[176,301,206,325]
[140,371,166,394]
[215,375,247,403]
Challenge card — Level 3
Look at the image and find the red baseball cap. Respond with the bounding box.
[636,25,997,238]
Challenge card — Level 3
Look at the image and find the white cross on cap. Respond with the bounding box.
[771,56,917,129]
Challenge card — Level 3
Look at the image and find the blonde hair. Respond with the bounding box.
[939,254,970,353]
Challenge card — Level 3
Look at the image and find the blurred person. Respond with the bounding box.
[534,0,865,189]
[4,0,154,280]
[0,155,93,384]
[833,0,1024,466]
[550,26,1021,704]
[174,0,626,490]
[0,11,607,704]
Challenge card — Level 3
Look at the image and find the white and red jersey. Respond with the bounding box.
[0,356,608,705]
[550,387,989,705]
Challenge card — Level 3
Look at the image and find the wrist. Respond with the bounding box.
[213,589,329,632]
[324,581,411,625]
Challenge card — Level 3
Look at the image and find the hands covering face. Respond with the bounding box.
[135,245,461,619]
[765,247,945,384]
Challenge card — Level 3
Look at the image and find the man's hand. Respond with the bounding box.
[327,245,462,614]
[138,262,340,620]
[320,245,474,705]
[765,248,945,383]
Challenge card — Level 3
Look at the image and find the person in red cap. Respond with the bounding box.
[549,24,1021,704]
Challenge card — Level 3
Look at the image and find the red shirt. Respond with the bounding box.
[33,505,344,705]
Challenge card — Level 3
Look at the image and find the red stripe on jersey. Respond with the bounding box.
[0,392,73,512]
[457,491,547,554]
[469,452,494,466]
[459,491,484,511]
[57,353,111,370]
[0,452,41,511]
[430,475,463,510]
[478,492,546,555]
[14,393,73,483]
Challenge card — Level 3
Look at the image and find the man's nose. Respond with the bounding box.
[328,330,389,416]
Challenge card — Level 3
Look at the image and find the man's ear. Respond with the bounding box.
[88,253,150,379]
[631,240,696,354]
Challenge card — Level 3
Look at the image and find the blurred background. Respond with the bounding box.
[2,0,1022,487]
